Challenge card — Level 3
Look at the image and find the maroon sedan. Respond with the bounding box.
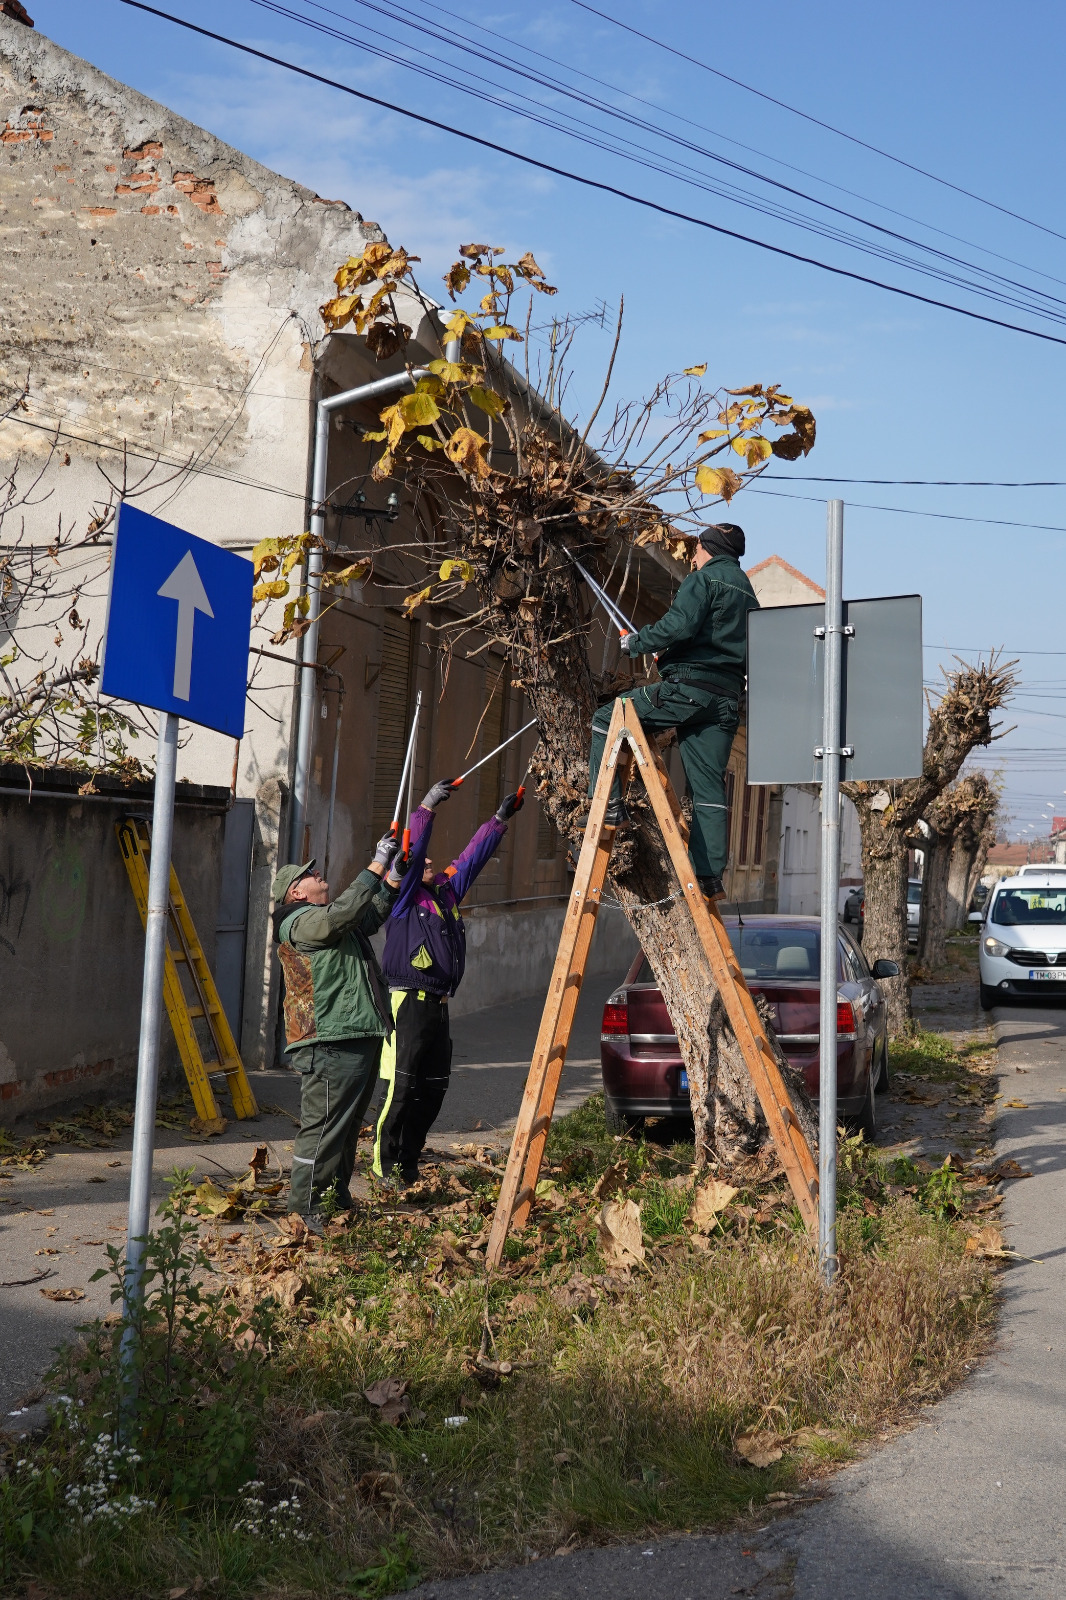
[600,915,897,1139]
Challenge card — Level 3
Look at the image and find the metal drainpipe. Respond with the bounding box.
[288,342,461,862]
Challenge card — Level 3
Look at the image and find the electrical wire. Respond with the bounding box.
[565,0,1066,247]
[748,486,1066,534]
[372,0,1066,298]
[111,3,1066,354]
[765,476,1066,487]
[241,0,1066,326]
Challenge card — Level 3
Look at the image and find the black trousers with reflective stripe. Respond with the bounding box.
[374,989,452,1176]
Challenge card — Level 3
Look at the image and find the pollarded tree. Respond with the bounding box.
[259,239,820,1167]
[843,661,1016,1033]
[916,771,999,972]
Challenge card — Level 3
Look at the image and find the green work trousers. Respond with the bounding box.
[589,682,740,878]
[287,1037,382,1215]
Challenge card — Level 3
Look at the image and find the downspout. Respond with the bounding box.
[289,342,460,861]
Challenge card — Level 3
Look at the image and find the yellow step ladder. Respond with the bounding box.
[116,815,258,1124]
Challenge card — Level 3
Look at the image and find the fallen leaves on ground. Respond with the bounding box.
[364,1377,412,1425]
[965,1226,1011,1259]
[735,1432,783,1468]
[690,1179,738,1233]
[597,1199,644,1269]
[40,1286,85,1301]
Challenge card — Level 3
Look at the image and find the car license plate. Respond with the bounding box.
[679,1070,689,1092]
[1030,969,1066,981]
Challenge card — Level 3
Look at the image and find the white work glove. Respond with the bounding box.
[372,830,400,870]
[620,632,641,655]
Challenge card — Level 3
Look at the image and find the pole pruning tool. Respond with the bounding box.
[452,717,539,791]
[391,688,422,857]
[565,551,637,639]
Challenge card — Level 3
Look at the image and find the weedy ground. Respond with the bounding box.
[0,1084,1005,1600]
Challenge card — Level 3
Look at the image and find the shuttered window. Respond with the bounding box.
[371,613,417,839]
[477,666,508,816]
[753,787,768,866]
[537,804,559,860]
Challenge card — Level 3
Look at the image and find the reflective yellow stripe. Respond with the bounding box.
[372,990,407,1177]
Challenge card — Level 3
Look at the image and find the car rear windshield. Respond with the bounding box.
[907,883,922,904]
[636,927,831,983]
[991,888,1066,926]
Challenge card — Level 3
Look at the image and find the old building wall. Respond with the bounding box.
[0,767,227,1121]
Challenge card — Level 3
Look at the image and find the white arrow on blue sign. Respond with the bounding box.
[101,504,253,738]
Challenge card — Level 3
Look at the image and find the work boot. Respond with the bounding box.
[575,799,632,833]
[400,1166,419,1188]
[697,874,725,900]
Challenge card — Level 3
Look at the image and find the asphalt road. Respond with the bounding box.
[0,971,617,1420]
[409,994,1066,1600]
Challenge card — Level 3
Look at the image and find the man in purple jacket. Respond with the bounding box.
[373,778,525,1185]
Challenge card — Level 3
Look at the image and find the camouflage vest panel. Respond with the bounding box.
[277,943,315,1047]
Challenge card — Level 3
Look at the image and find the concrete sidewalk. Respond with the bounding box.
[406,997,1066,1600]
[0,970,620,1417]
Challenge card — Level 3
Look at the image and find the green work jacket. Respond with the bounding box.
[629,554,760,695]
[275,869,397,1049]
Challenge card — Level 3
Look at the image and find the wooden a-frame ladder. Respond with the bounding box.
[485,696,819,1268]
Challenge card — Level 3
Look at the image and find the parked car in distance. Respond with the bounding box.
[600,915,898,1140]
[907,878,922,942]
[970,881,990,913]
[843,887,863,924]
[977,870,1066,1009]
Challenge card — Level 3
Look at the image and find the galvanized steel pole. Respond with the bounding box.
[121,710,180,1382]
[818,501,845,1282]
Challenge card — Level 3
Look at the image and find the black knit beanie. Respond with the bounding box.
[698,523,745,559]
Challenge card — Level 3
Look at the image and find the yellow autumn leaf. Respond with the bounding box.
[443,308,474,340]
[361,428,387,442]
[427,359,468,384]
[319,293,361,330]
[697,428,728,443]
[439,558,475,583]
[743,436,773,467]
[252,579,288,602]
[398,390,441,429]
[251,538,280,577]
[417,434,444,451]
[371,449,395,482]
[730,436,751,456]
[684,362,708,376]
[444,426,491,478]
[322,561,369,590]
[695,464,743,501]
[482,324,521,341]
[467,386,509,418]
[403,585,433,614]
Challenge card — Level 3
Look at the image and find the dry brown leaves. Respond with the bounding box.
[690,1179,738,1233]
[596,1199,644,1269]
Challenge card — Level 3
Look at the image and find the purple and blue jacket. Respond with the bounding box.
[381,804,507,997]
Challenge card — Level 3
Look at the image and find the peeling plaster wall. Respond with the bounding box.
[0,18,389,1062]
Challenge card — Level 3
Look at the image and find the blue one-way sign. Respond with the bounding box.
[102,504,253,738]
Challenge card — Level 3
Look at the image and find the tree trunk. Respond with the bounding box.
[946,838,977,931]
[852,798,912,1033]
[966,836,991,911]
[917,830,952,971]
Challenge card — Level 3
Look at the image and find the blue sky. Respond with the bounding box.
[31,0,1066,838]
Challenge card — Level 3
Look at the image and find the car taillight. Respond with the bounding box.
[837,1000,856,1034]
[601,999,629,1038]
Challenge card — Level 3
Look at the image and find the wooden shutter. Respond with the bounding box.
[753,787,768,866]
[738,784,754,865]
[725,769,736,861]
[477,666,508,817]
[537,804,559,860]
[371,613,416,839]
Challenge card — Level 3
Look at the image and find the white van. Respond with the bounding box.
[978,870,1066,1008]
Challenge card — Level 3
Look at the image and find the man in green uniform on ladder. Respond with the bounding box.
[587,522,759,899]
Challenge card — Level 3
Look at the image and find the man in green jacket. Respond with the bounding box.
[587,522,759,899]
[272,834,407,1222]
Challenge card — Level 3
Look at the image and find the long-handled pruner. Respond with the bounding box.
[565,551,637,639]
[391,689,422,857]
[452,717,538,790]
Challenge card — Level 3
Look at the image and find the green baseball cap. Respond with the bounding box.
[271,858,316,903]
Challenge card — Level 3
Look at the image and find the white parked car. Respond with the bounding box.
[978,870,1066,1009]
[907,878,922,943]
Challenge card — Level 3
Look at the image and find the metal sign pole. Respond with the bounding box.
[120,710,180,1386]
[818,501,845,1282]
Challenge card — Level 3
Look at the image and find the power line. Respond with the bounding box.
[764,475,1066,488]
[247,0,1066,325]
[113,2,1066,354]
[749,486,1066,533]
[565,0,1066,247]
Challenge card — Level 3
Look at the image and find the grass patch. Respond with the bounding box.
[2,1101,998,1598]
[890,1027,996,1087]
